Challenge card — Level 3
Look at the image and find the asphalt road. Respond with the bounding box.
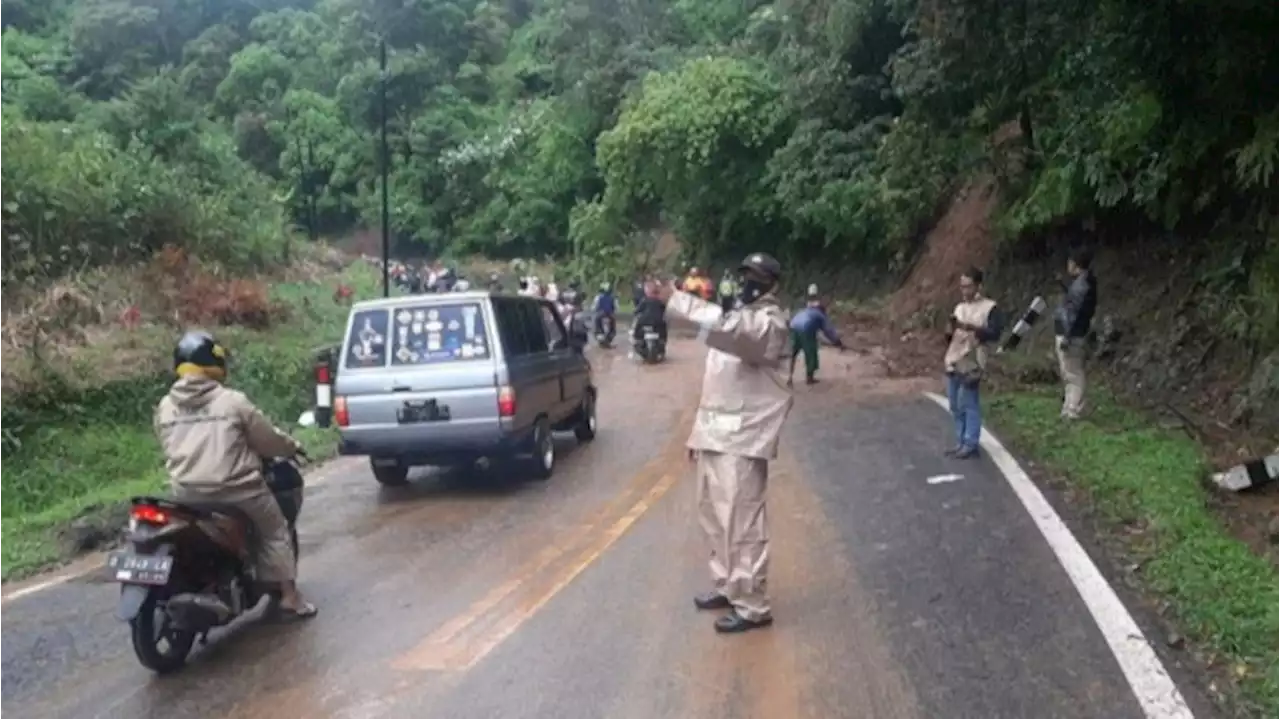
[1,338,1201,719]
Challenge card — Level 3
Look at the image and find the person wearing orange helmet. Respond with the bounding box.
[683,267,714,301]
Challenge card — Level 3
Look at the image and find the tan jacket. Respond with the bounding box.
[154,377,300,501]
[666,291,794,460]
[944,296,997,375]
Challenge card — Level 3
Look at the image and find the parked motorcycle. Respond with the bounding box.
[108,455,306,674]
[633,325,666,364]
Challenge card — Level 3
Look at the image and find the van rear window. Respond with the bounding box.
[389,302,490,366]
[344,303,491,369]
[344,309,390,369]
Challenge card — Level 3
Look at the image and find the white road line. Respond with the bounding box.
[924,392,1194,719]
[1,563,96,603]
[926,473,965,484]
[2,457,353,604]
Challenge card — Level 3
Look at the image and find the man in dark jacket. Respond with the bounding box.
[632,281,668,344]
[1052,248,1097,420]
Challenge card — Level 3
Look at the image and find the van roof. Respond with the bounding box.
[349,291,531,311]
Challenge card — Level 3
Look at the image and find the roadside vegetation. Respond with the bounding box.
[988,389,1278,717]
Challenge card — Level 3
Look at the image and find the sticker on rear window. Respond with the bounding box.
[344,309,389,369]
[390,303,490,365]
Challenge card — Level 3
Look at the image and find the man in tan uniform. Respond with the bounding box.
[942,268,1004,459]
[154,331,317,618]
[659,252,794,633]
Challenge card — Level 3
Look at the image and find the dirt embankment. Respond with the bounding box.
[1,244,352,397]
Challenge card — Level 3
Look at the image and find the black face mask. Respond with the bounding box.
[737,278,771,305]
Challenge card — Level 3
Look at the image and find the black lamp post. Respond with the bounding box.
[379,37,391,298]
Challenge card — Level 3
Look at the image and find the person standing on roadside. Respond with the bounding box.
[1053,248,1097,420]
[943,268,1005,459]
[656,253,793,634]
[788,286,845,386]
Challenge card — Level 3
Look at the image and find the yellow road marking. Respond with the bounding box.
[395,472,681,671]
[390,400,696,671]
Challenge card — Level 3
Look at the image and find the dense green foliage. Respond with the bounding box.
[3,0,1274,287]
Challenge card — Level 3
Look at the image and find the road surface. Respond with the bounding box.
[1,338,1207,719]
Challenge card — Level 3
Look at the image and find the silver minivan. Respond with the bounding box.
[333,292,597,485]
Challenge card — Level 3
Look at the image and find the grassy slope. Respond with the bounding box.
[1,264,380,580]
[987,389,1278,717]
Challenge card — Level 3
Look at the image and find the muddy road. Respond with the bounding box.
[1,339,1204,719]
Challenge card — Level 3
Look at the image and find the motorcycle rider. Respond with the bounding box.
[592,282,617,343]
[632,279,669,352]
[154,331,317,619]
[632,275,648,308]
[560,279,582,309]
[562,284,588,336]
[655,253,793,633]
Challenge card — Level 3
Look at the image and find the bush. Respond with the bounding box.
[0,116,288,286]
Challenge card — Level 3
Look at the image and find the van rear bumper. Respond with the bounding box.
[338,421,530,464]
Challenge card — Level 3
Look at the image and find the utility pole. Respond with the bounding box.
[379,36,391,298]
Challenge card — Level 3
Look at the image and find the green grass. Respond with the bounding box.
[1,264,380,580]
[988,388,1279,717]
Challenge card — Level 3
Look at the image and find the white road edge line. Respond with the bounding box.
[1,458,350,605]
[2,572,80,602]
[924,392,1194,719]
[926,473,965,484]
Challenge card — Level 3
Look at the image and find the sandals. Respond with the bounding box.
[272,600,319,622]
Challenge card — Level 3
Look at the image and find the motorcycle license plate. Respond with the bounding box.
[644,331,659,340]
[107,552,173,585]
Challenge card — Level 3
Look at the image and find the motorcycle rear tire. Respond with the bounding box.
[131,594,196,674]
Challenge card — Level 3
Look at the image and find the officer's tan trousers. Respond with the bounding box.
[696,450,771,620]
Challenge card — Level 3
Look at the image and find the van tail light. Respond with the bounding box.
[497,386,516,418]
[334,396,350,427]
[130,504,170,526]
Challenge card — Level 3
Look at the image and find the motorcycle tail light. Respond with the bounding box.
[130,504,170,526]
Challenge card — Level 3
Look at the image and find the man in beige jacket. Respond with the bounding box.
[942,268,1005,459]
[154,331,317,618]
[658,253,794,633]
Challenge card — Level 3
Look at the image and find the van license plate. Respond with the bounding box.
[644,331,659,340]
[398,399,450,424]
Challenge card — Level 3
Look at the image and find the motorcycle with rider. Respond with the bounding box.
[631,280,668,363]
[107,331,315,674]
[592,282,618,348]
